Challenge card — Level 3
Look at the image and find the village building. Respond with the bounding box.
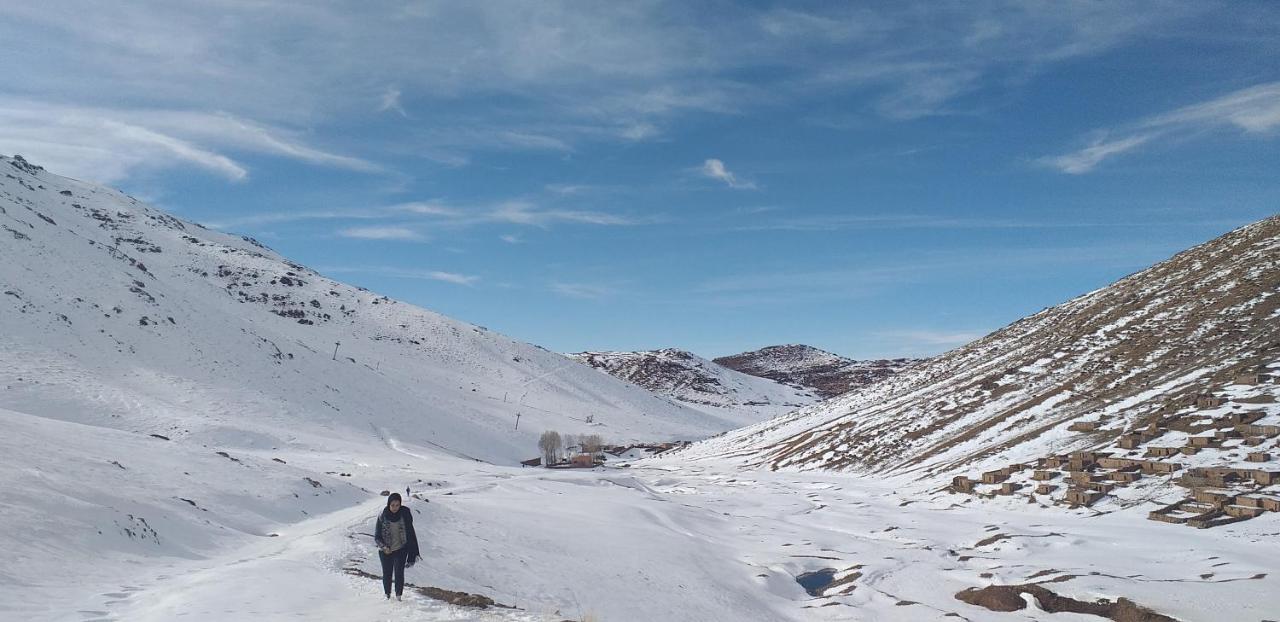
[1196,394,1225,409]
[981,470,1009,484]
[1146,446,1180,458]
[1232,373,1265,385]
[1235,423,1280,437]
[998,482,1022,495]
[1068,421,1099,432]
[1032,470,1057,481]
[1118,434,1144,449]
[951,476,976,493]
[1035,484,1057,495]
[1111,471,1142,483]
[1065,489,1104,507]
[1247,452,1271,463]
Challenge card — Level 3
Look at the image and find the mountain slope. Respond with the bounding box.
[714,344,918,399]
[571,348,816,420]
[678,216,1280,496]
[0,154,735,466]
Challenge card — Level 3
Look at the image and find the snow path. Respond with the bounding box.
[41,459,1280,621]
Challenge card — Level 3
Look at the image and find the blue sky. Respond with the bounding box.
[2,2,1278,359]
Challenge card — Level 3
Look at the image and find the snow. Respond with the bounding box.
[3,158,1279,620]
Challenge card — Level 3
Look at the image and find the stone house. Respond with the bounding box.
[1069,471,1103,485]
[1235,423,1280,437]
[1224,411,1265,425]
[1180,446,1200,455]
[1224,505,1265,519]
[999,482,1022,495]
[1118,434,1144,449]
[1138,460,1181,474]
[1097,457,1140,469]
[952,476,976,493]
[1247,452,1271,463]
[1084,482,1115,494]
[1145,446,1180,458]
[1068,421,1099,432]
[981,470,1009,484]
[1232,373,1265,385]
[1193,489,1236,506]
[1196,394,1225,409]
[1035,484,1057,495]
[1065,489,1104,507]
[1262,497,1280,512]
[1111,471,1142,483]
[1032,470,1058,481]
[1188,435,1217,447]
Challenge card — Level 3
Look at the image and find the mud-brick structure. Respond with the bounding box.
[981,470,1009,484]
[1224,411,1265,425]
[1232,373,1266,385]
[1193,489,1236,506]
[1032,470,1057,481]
[1247,452,1272,463]
[998,482,1022,495]
[1035,484,1057,495]
[1224,504,1266,519]
[951,476,976,493]
[1069,471,1104,485]
[1118,434,1145,449]
[1188,435,1218,448]
[1065,489,1103,507]
[1196,394,1226,409]
[1068,421,1099,432]
[1236,423,1280,437]
[1146,446,1180,457]
[1111,471,1142,483]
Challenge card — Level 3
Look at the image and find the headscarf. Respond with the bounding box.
[383,492,404,522]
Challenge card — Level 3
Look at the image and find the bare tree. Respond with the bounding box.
[538,430,562,466]
[580,434,604,456]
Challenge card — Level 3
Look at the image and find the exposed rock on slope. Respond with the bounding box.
[713,344,918,399]
[571,348,815,420]
[679,216,1280,513]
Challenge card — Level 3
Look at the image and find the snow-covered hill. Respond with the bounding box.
[713,344,918,399]
[570,348,815,420]
[0,154,745,466]
[677,216,1280,504]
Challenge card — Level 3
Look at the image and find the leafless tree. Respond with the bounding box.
[580,434,604,456]
[538,430,562,466]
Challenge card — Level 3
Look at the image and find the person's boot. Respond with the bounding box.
[385,592,390,599]
[396,593,402,601]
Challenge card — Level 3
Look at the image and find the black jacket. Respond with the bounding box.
[374,507,421,565]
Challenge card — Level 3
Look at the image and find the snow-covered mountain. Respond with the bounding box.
[570,348,816,419]
[0,154,745,468]
[679,216,1280,501]
[713,344,918,399]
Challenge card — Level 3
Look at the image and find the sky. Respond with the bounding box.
[2,1,1278,360]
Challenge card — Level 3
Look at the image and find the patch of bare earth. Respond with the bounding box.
[955,584,1178,621]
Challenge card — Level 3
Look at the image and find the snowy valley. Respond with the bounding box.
[2,156,1279,622]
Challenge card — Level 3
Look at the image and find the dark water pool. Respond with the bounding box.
[795,568,837,596]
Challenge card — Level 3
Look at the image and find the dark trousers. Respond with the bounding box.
[379,547,407,596]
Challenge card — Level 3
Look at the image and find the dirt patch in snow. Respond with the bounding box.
[955,584,1178,621]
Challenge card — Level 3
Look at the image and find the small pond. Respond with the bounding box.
[795,568,837,597]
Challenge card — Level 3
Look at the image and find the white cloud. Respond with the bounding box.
[551,282,613,300]
[336,226,423,241]
[321,265,478,286]
[1040,81,1280,173]
[378,86,408,117]
[700,158,756,189]
[0,99,378,183]
[876,329,987,348]
[499,234,522,244]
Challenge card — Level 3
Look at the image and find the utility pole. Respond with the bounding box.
[332,341,341,361]
[514,412,521,430]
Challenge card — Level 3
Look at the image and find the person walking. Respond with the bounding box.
[373,493,421,600]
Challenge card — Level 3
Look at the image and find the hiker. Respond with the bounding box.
[373,493,421,600]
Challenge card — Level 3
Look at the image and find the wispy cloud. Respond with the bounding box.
[336,226,424,241]
[700,158,756,189]
[499,234,522,244]
[0,99,378,183]
[875,329,987,348]
[378,86,408,117]
[551,282,614,300]
[321,265,478,286]
[1040,81,1280,173]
